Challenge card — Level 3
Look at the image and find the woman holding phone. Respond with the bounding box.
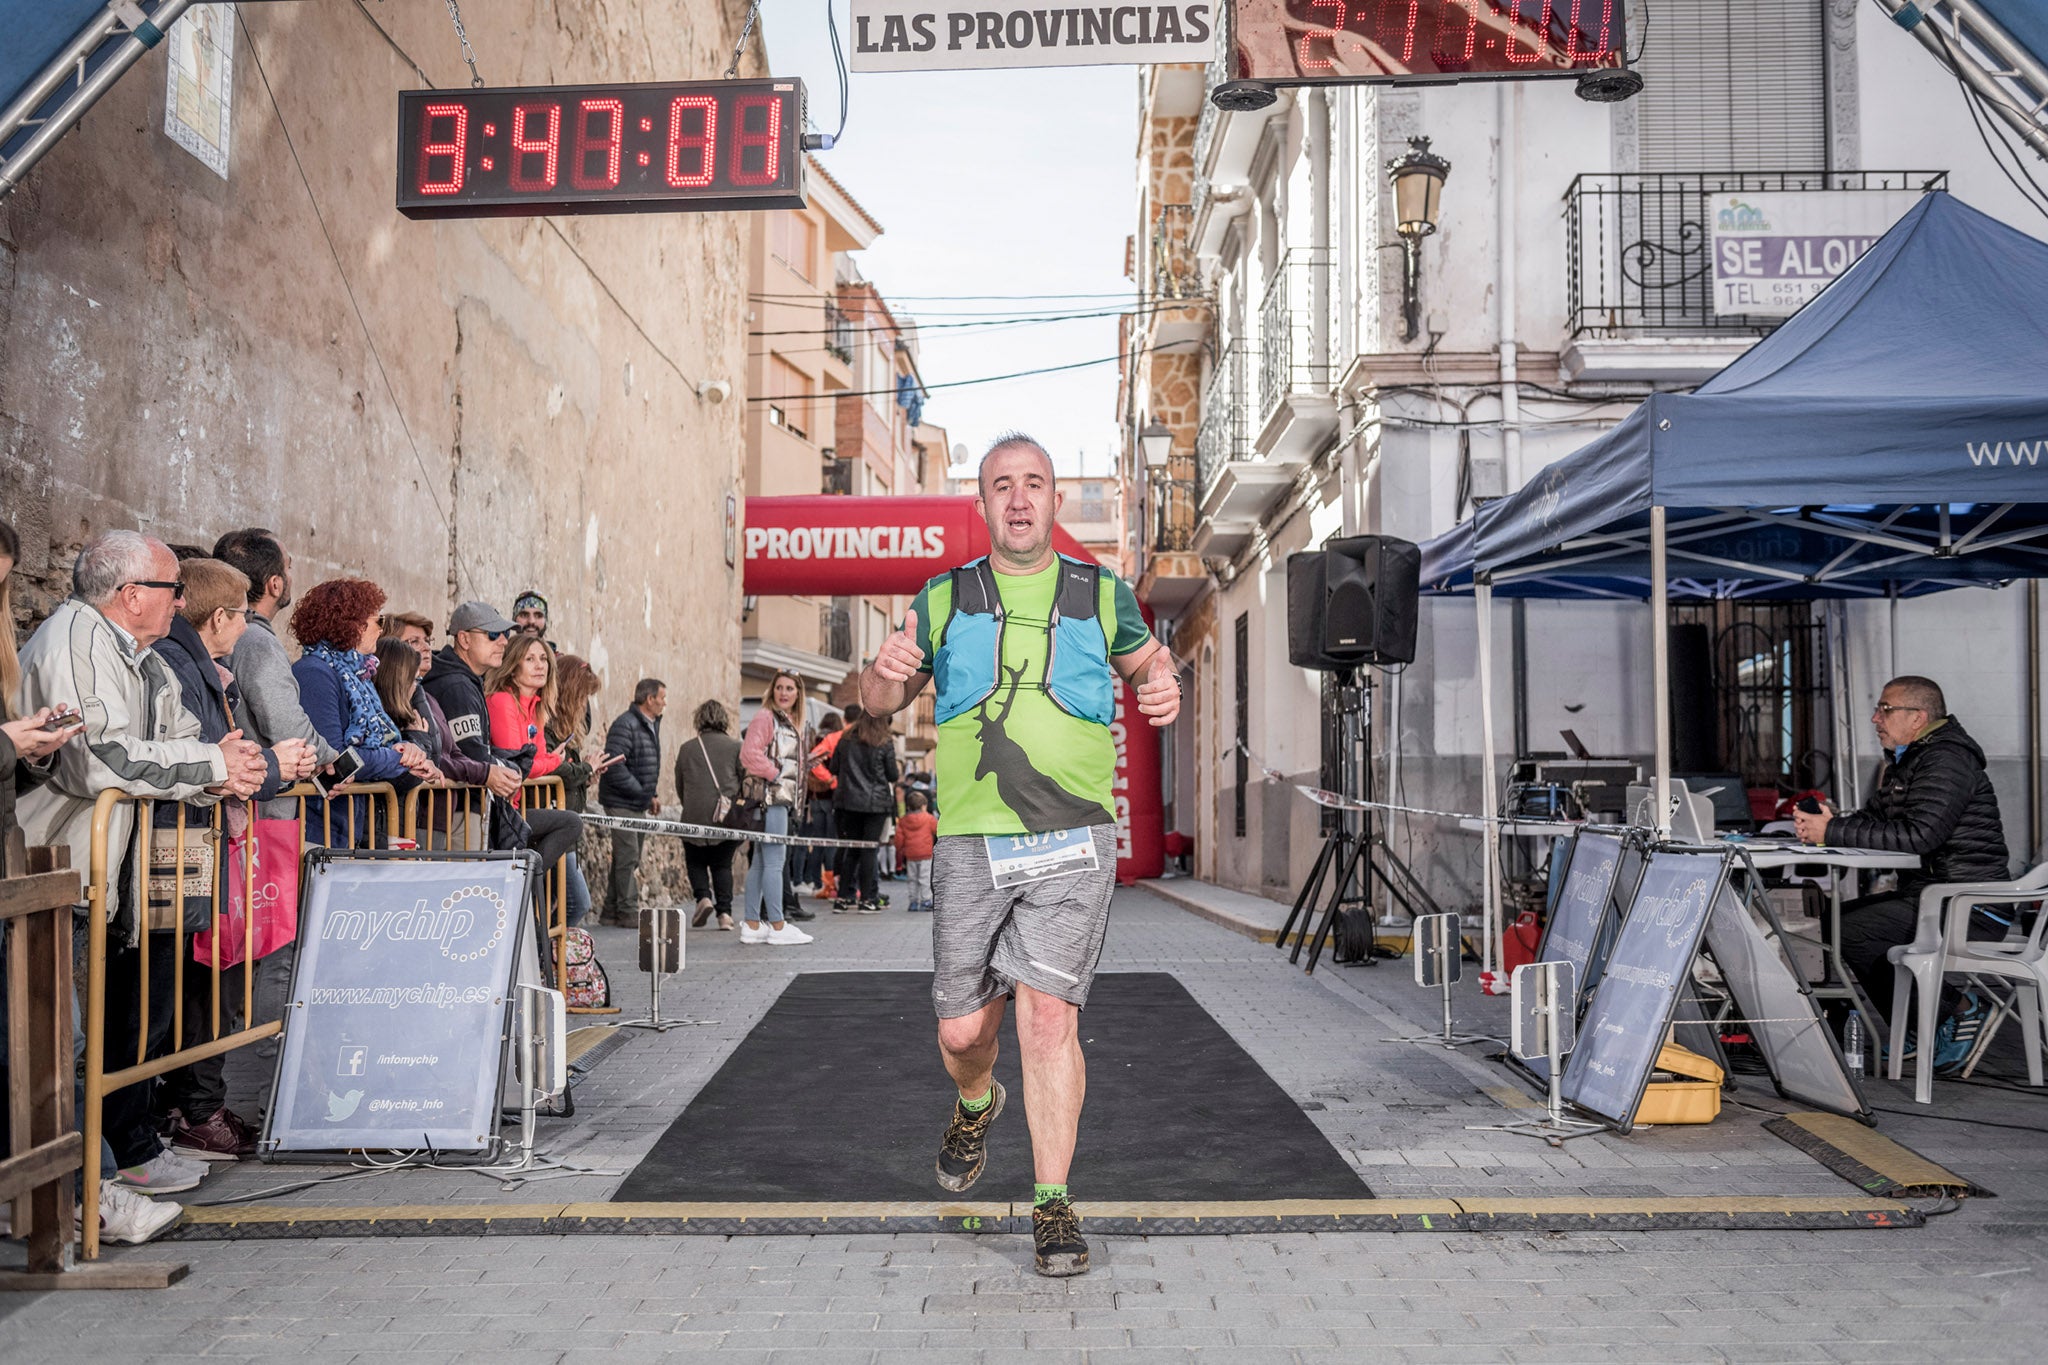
[482,634,586,880]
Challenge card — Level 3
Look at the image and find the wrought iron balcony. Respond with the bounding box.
[1195,344,1253,504]
[1189,2,1234,216]
[824,297,854,364]
[1256,248,1335,426]
[1564,170,1947,338]
[822,453,853,496]
[820,601,853,663]
[1151,477,1196,553]
[1152,204,1201,301]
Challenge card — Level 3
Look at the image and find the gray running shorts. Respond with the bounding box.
[929,824,1119,1018]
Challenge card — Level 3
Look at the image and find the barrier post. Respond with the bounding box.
[0,846,187,1290]
[74,781,402,1260]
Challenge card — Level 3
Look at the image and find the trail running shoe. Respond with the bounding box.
[1032,1195,1090,1277]
[934,1080,1005,1192]
[1934,990,1989,1074]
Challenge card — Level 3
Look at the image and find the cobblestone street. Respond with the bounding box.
[4,884,2045,1362]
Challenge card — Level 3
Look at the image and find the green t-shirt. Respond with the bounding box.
[909,561,1152,837]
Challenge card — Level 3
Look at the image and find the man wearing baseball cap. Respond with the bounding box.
[424,600,529,812]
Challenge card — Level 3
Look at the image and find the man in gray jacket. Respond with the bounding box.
[17,530,269,1215]
[212,529,338,811]
[211,528,344,1057]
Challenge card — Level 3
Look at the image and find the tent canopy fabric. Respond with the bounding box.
[1424,194,2048,597]
[0,2,109,125]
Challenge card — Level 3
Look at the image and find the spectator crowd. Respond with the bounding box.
[0,525,916,1249]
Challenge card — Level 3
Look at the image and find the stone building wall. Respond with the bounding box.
[0,2,764,907]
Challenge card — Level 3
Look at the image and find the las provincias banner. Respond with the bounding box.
[743,494,1163,882]
[847,0,1218,71]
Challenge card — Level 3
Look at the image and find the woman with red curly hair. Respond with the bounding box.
[289,578,440,842]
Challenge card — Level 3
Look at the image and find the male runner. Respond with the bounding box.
[860,433,1181,1276]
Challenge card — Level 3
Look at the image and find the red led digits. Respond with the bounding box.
[1561,0,1614,61]
[1375,0,1419,64]
[571,98,624,191]
[1430,0,1479,65]
[666,95,718,188]
[508,102,562,192]
[1506,0,1554,63]
[729,93,783,187]
[1296,0,1348,71]
[418,102,468,195]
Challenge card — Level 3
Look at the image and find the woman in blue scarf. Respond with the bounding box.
[290,578,442,845]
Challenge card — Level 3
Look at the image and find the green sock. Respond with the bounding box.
[958,1087,993,1114]
[1034,1182,1068,1207]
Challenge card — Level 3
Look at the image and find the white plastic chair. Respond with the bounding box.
[1887,863,2048,1104]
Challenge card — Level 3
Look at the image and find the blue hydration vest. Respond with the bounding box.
[932,555,1116,728]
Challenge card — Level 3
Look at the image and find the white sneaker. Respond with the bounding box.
[739,922,770,944]
[765,924,814,945]
[114,1150,203,1194]
[84,1180,183,1244]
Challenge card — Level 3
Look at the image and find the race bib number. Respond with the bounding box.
[985,827,1099,889]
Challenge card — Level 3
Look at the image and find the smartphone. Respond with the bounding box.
[37,707,81,732]
[312,747,364,797]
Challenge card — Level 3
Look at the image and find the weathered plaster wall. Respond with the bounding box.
[0,0,758,828]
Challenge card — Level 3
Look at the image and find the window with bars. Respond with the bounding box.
[1668,601,1831,793]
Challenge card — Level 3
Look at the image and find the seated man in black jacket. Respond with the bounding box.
[1793,675,2013,1069]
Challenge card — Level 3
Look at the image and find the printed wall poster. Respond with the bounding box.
[165,3,234,179]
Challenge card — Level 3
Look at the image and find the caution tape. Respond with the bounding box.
[1230,739,1506,825]
[579,810,886,850]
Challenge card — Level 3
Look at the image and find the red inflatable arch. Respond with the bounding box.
[744,496,1163,882]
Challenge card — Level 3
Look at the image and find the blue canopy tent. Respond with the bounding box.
[2,1,196,196]
[1418,192,2048,965]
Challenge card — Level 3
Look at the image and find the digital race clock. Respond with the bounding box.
[1228,0,1626,86]
[396,78,807,220]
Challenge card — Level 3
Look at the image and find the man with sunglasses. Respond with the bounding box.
[422,601,525,806]
[16,530,271,1219]
[1793,675,2012,1071]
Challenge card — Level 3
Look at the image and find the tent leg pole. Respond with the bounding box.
[2032,581,2042,861]
[1651,507,1671,840]
[1477,581,1501,977]
[1889,586,1900,682]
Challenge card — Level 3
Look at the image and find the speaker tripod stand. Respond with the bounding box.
[1274,670,1446,974]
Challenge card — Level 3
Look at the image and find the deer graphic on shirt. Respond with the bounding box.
[971,662,1114,830]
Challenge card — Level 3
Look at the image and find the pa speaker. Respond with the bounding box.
[1287,535,1421,670]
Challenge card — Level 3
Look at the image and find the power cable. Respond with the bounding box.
[1909,1,2048,221]
[749,300,1188,338]
[817,0,850,149]
[747,340,1202,402]
[239,9,475,593]
[748,289,1154,302]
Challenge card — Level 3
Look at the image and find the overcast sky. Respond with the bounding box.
[759,0,1138,478]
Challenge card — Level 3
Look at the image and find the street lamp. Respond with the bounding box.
[1139,419,1174,476]
[1386,136,1451,344]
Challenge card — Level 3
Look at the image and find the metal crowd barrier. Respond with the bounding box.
[522,776,573,996]
[78,780,399,1260]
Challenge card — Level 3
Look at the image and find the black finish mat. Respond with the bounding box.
[612,971,1373,1203]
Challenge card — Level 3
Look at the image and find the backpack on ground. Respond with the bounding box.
[562,926,610,1009]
